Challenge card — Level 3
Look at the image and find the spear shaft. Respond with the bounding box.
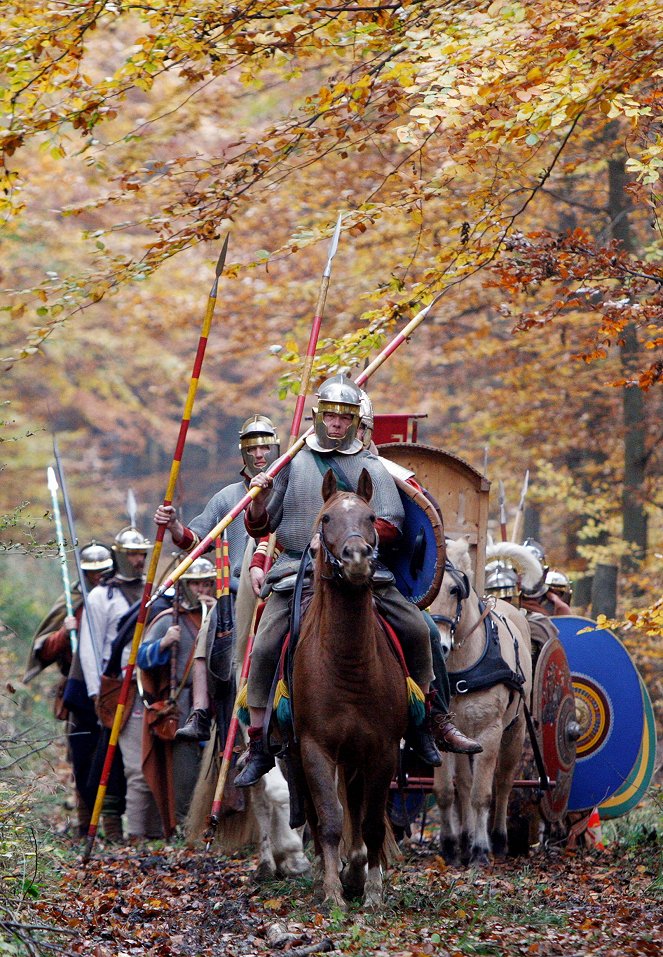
[83,236,229,863]
[206,215,343,829]
[47,468,77,654]
[510,469,530,543]
[498,480,508,543]
[150,289,446,602]
[52,436,102,671]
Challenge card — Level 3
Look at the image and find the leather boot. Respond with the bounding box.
[432,713,483,755]
[234,727,275,787]
[406,693,442,767]
[102,813,124,844]
[175,708,211,742]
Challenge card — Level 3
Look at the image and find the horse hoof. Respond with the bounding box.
[439,837,460,865]
[363,890,382,911]
[320,895,347,915]
[491,831,508,858]
[278,855,312,878]
[254,860,277,883]
[470,848,491,867]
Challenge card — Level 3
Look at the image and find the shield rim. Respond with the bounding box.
[531,636,577,823]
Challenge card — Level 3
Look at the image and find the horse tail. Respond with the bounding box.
[338,768,402,867]
[184,725,258,851]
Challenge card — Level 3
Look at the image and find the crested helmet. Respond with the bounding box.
[484,561,520,601]
[238,415,280,478]
[112,525,152,581]
[309,374,362,454]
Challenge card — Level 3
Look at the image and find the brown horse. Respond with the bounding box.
[292,468,407,910]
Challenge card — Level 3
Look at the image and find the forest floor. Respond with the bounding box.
[12,792,663,957]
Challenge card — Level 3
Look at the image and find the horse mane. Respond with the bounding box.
[485,542,543,592]
[445,536,474,583]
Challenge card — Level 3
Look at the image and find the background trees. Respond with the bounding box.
[1,1,661,624]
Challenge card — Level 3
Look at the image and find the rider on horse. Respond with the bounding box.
[235,375,482,788]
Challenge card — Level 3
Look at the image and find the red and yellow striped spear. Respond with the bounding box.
[149,286,446,605]
[205,212,343,834]
[83,236,230,863]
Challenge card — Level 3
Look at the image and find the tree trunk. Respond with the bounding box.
[608,157,648,575]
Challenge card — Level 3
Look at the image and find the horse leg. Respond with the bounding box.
[340,770,367,902]
[491,715,526,858]
[261,764,310,877]
[361,768,394,910]
[468,730,502,866]
[433,757,460,865]
[454,754,474,865]
[250,777,279,881]
[300,737,345,911]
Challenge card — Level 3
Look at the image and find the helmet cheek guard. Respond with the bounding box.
[238,415,280,478]
[112,526,152,581]
[309,375,363,454]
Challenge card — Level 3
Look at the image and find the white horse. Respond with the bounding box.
[186,541,310,879]
[429,537,532,865]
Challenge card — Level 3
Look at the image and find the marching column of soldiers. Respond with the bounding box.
[25,376,575,845]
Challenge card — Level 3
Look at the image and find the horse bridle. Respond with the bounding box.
[318,518,379,581]
[432,560,471,647]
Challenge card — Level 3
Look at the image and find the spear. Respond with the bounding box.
[149,286,448,603]
[510,469,530,543]
[52,436,101,671]
[83,235,230,863]
[498,480,508,542]
[205,214,343,832]
[46,467,77,654]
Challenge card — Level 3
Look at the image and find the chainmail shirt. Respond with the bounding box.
[263,447,404,581]
[187,479,249,587]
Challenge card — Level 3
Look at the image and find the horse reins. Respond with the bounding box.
[433,561,497,650]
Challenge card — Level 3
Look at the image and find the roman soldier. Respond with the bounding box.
[154,414,281,741]
[235,374,481,788]
[137,557,217,833]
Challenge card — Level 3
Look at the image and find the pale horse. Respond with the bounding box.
[186,539,310,879]
[429,537,533,865]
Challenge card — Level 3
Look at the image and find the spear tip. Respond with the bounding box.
[323,212,344,277]
[47,465,58,491]
[215,232,230,277]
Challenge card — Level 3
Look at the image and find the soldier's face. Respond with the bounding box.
[189,579,215,598]
[251,443,272,470]
[127,551,147,574]
[323,412,353,439]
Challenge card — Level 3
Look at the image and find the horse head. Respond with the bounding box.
[430,536,474,656]
[316,468,378,587]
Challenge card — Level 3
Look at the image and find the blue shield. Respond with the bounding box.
[553,616,645,813]
[384,477,445,609]
[598,674,657,819]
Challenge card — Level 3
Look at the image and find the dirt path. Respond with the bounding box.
[29,825,661,957]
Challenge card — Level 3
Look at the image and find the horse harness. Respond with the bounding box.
[435,561,526,698]
[438,561,551,792]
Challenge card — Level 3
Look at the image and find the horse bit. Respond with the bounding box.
[317,517,379,581]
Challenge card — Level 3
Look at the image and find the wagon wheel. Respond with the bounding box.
[507,637,579,853]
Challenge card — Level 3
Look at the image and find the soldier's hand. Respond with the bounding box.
[249,473,273,494]
[64,615,77,632]
[250,566,265,597]
[199,594,216,610]
[160,625,180,651]
[154,505,178,528]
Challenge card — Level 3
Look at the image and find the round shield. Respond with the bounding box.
[552,616,644,813]
[531,637,577,822]
[599,674,657,819]
[383,474,445,608]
